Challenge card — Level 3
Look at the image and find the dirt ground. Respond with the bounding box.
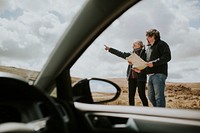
[107,78,200,110]
[1,66,199,110]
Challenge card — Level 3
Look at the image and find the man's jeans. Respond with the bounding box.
[148,73,167,107]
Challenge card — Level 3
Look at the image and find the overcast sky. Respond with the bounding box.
[0,0,200,83]
[71,0,200,83]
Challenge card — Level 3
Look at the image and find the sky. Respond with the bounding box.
[0,0,85,69]
[71,0,200,83]
[0,0,200,83]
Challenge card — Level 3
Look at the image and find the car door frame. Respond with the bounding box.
[74,102,200,133]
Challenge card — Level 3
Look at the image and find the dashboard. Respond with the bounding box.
[0,73,68,132]
[0,101,50,123]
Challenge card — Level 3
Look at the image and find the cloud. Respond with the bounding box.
[0,0,84,70]
[71,0,200,82]
[0,0,200,82]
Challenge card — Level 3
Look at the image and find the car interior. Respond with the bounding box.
[0,0,200,133]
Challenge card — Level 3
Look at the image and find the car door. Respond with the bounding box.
[69,0,200,133]
[73,102,200,133]
[70,77,200,133]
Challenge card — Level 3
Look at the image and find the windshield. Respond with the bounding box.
[0,0,85,81]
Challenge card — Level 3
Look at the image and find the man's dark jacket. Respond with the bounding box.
[146,39,171,77]
[109,48,147,82]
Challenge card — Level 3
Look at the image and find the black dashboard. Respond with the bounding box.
[0,101,50,124]
[0,73,68,132]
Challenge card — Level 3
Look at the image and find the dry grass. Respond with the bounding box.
[104,78,200,110]
[1,66,199,110]
[71,77,200,110]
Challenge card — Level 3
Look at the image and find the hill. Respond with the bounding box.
[106,78,200,110]
[0,66,199,110]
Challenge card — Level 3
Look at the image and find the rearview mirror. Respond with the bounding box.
[72,78,121,104]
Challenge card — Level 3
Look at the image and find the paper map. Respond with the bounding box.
[126,53,147,70]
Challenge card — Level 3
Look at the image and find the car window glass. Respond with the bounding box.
[71,0,200,110]
[0,0,85,81]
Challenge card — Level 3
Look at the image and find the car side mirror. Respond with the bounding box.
[72,78,121,104]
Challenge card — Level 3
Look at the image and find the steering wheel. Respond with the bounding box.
[0,73,68,133]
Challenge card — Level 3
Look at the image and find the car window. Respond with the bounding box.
[71,0,200,110]
[0,0,85,81]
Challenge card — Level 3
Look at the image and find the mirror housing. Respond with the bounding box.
[72,78,121,104]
